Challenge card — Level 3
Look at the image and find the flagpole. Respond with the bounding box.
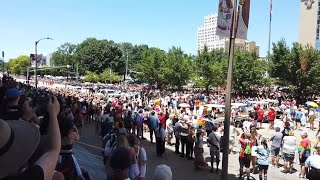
[221,0,238,179]
[267,0,272,73]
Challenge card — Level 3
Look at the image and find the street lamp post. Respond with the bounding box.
[35,37,53,88]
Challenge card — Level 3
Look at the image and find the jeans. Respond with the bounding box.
[150,129,155,143]
[175,136,180,153]
[180,136,188,156]
[186,140,194,158]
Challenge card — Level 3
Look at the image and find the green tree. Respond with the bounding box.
[75,38,123,75]
[164,47,192,89]
[100,68,122,83]
[270,40,320,103]
[83,71,100,83]
[233,51,267,95]
[135,47,167,88]
[7,56,30,75]
[195,46,227,94]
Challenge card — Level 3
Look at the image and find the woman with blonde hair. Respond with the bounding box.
[250,125,261,174]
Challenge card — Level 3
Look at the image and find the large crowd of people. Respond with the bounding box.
[1,75,320,180]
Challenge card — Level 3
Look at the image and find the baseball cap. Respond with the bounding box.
[5,88,22,98]
[153,164,172,180]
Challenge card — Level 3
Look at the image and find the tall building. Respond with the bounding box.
[299,0,320,49]
[197,14,226,52]
[197,14,259,55]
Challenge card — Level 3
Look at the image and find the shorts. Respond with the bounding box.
[310,115,316,124]
[210,150,220,160]
[190,107,194,111]
[239,155,251,168]
[258,164,269,170]
[268,120,274,123]
[296,118,301,123]
[271,147,280,156]
[299,156,308,164]
[283,153,294,162]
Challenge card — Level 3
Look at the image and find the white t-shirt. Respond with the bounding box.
[139,147,147,178]
[282,136,297,154]
[166,119,173,133]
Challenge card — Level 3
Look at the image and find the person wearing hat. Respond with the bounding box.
[1,88,22,120]
[153,164,172,180]
[282,130,297,174]
[298,132,312,178]
[0,96,61,180]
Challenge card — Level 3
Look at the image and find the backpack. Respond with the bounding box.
[244,139,251,155]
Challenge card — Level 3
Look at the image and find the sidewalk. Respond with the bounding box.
[76,121,315,180]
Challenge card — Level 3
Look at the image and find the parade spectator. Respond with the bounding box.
[282,131,297,174]
[118,121,128,136]
[193,129,208,170]
[73,109,84,136]
[250,125,260,174]
[305,146,320,180]
[136,138,147,180]
[1,96,61,180]
[257,106,264,129]
[124,111,133,133]
[127,134,140,180]
[153,164,172,180]
[309,108,316,131]
[109,147,132,180]
[256,138,270,180]
[229,121,239,154]
[295,108,303,131]
[270,127,283,168]
[298,132,312,178]
[155,123,166,157]
[158,111,166,130]
[174,118,182,154]
[186,125,195,160]
[166,115,174,146]
[1,88,22,120]
[147,111,159,143]
[179,119,189,158]
[267,107,276,129]
[238,132,254,180]
[208,125,221,173]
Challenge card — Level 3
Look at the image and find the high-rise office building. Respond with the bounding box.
[197,14,259,55]
[197,14,226,52]
[299,0,320,49]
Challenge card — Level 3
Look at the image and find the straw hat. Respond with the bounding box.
[0,119,40,178]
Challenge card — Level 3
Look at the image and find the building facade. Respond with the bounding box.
[197,14,259,55]
[299,0,320,49]
[197,14,226,52]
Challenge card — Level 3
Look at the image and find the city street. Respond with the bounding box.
[74,119,319,180]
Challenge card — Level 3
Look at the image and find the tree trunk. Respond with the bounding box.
[206,85,209,96]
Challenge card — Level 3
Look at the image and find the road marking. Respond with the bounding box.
[76,141,104,151]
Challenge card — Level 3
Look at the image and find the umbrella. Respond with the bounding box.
[178,103,190,108]
[305,101,319,108]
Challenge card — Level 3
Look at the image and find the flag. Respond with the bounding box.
[270,0,272,21]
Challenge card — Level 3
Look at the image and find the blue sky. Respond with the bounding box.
[0,0,300,60]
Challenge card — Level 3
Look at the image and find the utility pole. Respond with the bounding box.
[35,37,53,88]
[110,68,112,84]
[2,51,4,77]
[125,50,128,81]
[221,0,238,179]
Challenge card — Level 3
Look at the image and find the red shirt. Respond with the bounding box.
[158,114,166,127]
[239,138,254,158]
[267,109,276,121]
[257,108,264,121]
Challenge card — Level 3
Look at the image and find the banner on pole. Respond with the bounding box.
[216,0,251,40]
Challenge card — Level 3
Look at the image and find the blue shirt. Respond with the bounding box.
[296,111,303,120]
[256,146,270,166]
[148,115,159,129]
